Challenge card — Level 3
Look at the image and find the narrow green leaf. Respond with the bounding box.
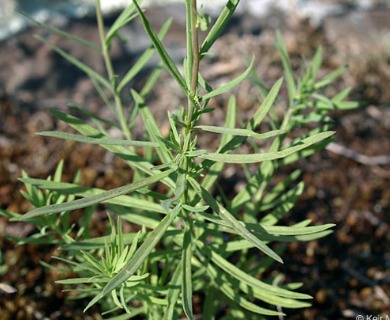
[314,64,348,89]
[50,110,175,189]
[332,87,352,102]
[22,13,101,52]
[195,126,283,140]
[199,79,283,191]
[105,1,143,47]
[292,114,332,124]
[53,159,64,182]
[102,204,181,296]
[35,35,111,91]
[279,128,335,166]
[200,95,236,191]
[218,78,283,153]
[133,0,187,93]
[56,277,110,285]
[84,292,105,312]
[164,263,182,320]
[259,182,304,225]
[182,204,209,213]
[199,243,311,300]
[200,187,283,263]
[119,285,132,314]
[182,227,193,320]
[221,95,237,145]
[205,262,283,316]
[202,56,254,100]
[200,131,335,163]
[60,232,147,251]
[250,223,336,236]
[19,178,164,214]
[257,170,301,209]
[140,66,163,97]
[20,169,174,219]
[333,100,363,110]
[118,19,172,91]
[68,103,118,128]
[200,0,240,57]
[162,174,186,212]
[310,45,323,79]
[133,90,174,163]
[276,31,296,105]
[223,229,334,251]
[37,131,159,147]
[0,209,19,219]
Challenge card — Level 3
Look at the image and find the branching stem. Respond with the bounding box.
[96,0,131,140]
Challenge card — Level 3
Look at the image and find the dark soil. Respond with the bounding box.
[0,4,389,319]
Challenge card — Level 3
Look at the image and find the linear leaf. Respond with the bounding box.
[314,64,348,89]
[310,45,323,79]
[35,35,111,91]
[164,263,182,320]
[118,19,172,91]
[20,169,174,220]
[56,277,109,285]
[257,170,301,209]
[182,204,209,213]
[182,226,193,320]
[69,103,118,128]
[199,243,311,300]
[199,96,236,191]
[61,233,148,251]
[276,31,296,106]
[198,79,283,189]
[195,126,283,140]
[259,182,304,225]
[250,223,335,236]
[205,262,283,316]
[333,100,362,110]
[105,1,143,47]
[332,87,352,102]
[19,178,165,214]
[102,204,181,296]
[133,0,187,93]
[221,95,237,145]
[200,187,283,263]
[223,229,334,251]
[37,131,159,147]
[249,78,283,129]
[50,110,175,189]
[22,13,100,52]
[133,90,174,163]
[200,131,335,163]
[202,56,254,100]
[200,0,240,57]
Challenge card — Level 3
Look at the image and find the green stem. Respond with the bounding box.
[185,0,199,130]
[96,0,131,140]
[190,0,199,95]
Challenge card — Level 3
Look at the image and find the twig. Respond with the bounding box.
[342,262,390,305]
[326,142,390,166]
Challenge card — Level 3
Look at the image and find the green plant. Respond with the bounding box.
[3,0,360,318]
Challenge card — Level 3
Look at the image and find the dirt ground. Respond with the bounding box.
[0,3,389,319]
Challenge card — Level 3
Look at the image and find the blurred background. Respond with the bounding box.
[0,0,389,319]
